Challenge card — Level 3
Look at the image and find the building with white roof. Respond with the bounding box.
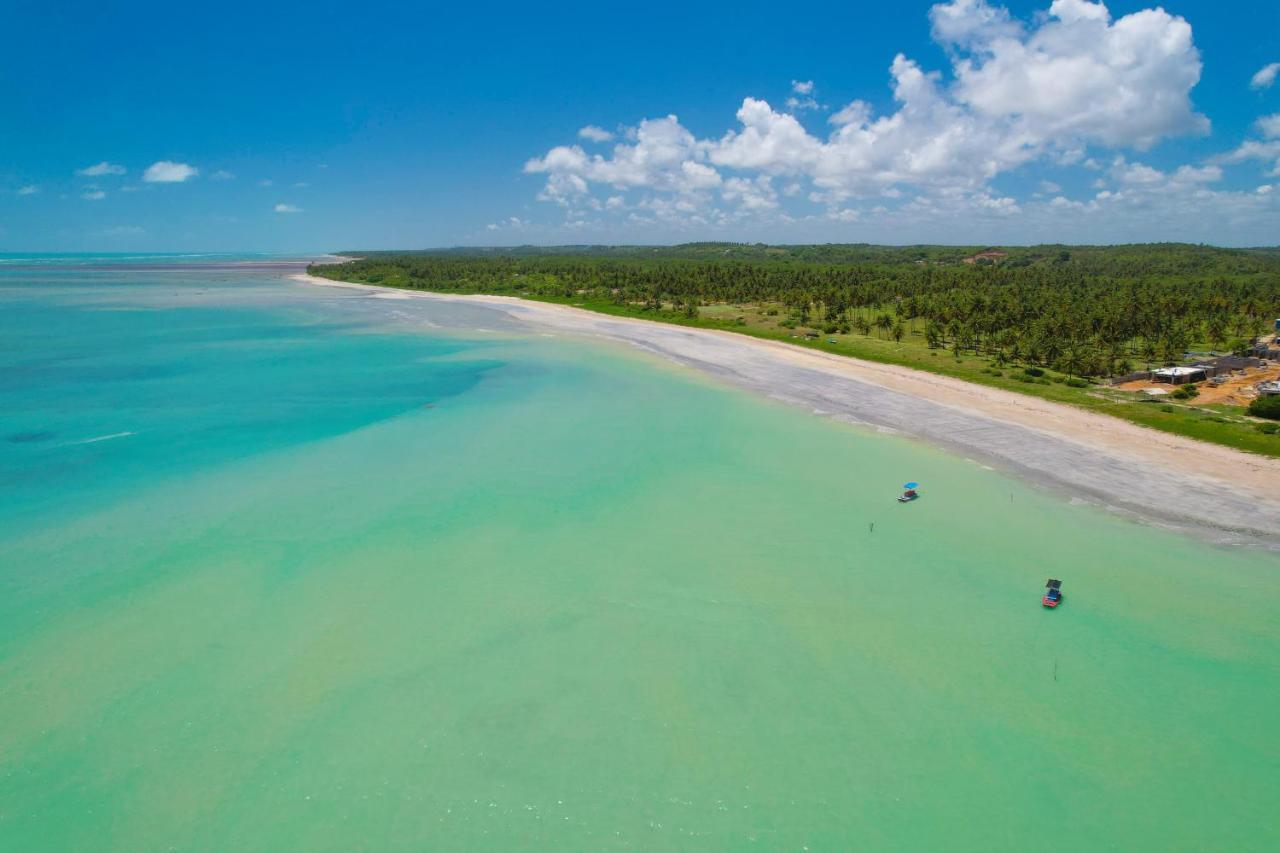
[1151,366,1207,385]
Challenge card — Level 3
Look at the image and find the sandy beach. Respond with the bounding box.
[292,273,1280,545]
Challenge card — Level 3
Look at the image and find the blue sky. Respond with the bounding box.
[2,0,1278,250]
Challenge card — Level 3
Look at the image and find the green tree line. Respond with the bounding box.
[311,244,1280,379]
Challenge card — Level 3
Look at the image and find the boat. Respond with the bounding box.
[1042,579,1063,608]
[897,481,920,503]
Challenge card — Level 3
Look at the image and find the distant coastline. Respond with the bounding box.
[291,272,1280,547]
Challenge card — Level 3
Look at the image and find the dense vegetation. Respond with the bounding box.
[316,243,1280,379]
[311,243,1280,456]
[1250,395,1280,420]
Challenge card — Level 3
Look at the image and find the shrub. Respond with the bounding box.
[1160,405,1177,413]
[1023,367,1045,377]
[1171,383,1200,400]
[1065,377,1090,388]
[1248,395,1280,420]
[1256,422,1279,434]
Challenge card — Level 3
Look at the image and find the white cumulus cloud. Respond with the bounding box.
[525,115,720,205]
[929,0,1022,48]
[1111,157,1220,190]
[486,216,530,231]
[274,203,302,213]
[942,0,1207,148]
[81,189,106,201]
[1251,62,1280,90]
[828,100,871,127]
[143,161,198,183]
[785,80,821,112]
[1214,114,1280,177]
[524,0,1210,217]
[77,161,126,177]
[722,175,779,211]
[786,96,821,113]
[578,125,614,143]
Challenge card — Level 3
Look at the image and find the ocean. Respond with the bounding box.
[2,259,1277,850]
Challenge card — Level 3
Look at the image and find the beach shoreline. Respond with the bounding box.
[291,272,1280,546]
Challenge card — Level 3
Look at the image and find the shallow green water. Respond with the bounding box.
[2,265,1277,850]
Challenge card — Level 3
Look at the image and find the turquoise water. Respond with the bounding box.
[2,263,1278,850]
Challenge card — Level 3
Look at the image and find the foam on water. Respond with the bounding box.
[58,430,136,446]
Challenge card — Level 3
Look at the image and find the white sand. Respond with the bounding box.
[292,273,1280,545]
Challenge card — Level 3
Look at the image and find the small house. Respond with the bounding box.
[1258,380,1280,397]
[1152,366,1207,385]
